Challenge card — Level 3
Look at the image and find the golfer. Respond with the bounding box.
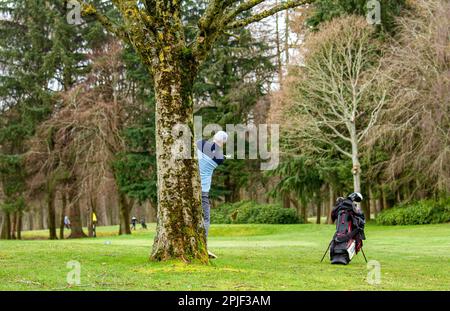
[131,216,138,230]
[197,131,228,259]
[92,212,97,237]
[64,216,71,229]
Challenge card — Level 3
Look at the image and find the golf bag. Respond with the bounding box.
[329,196,366,265]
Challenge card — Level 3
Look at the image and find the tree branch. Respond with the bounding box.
[222,0,265,26]
[358,91,386,143]
[193,0,312,65]
[192,0,239,63]
[81,3,130,44]
[111,0,157,67]
[198,0,235,30]
[226,0,310,29]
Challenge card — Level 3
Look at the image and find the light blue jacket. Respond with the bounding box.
[197,149,218,193]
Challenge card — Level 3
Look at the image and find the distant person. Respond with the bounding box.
[197,131,228,259]
[131,216,138,230]
[64,216,71,229]
[140,218,147,229]
[92,212,98,237]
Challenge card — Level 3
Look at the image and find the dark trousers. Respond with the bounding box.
[201,192,211,239]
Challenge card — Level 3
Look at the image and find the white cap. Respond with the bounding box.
[213,131,228,145]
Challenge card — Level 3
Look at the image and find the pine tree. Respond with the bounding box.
[0,0,54,239]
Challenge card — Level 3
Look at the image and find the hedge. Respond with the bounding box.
[211,201,302,224]
[376,197,450,225]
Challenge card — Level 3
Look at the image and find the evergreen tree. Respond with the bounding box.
[307,0,408,35]
[0,0,55,239]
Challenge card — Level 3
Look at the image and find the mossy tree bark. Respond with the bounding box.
[151,56,205,262]
[82,0,312,263]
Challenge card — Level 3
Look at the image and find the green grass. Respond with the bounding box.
[0,223,449,290]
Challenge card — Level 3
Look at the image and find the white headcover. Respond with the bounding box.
[355,192,363,201]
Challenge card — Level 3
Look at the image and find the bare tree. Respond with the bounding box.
[369,0,450,197]
[281,16,385,194]
[26,41,129,239]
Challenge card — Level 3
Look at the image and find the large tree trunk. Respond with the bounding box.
[118,192,131,235]
[68,188,86,239]
[149,39,207,262]
[47,188,57,240]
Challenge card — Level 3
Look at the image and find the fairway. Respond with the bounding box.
[0,224,449,291]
